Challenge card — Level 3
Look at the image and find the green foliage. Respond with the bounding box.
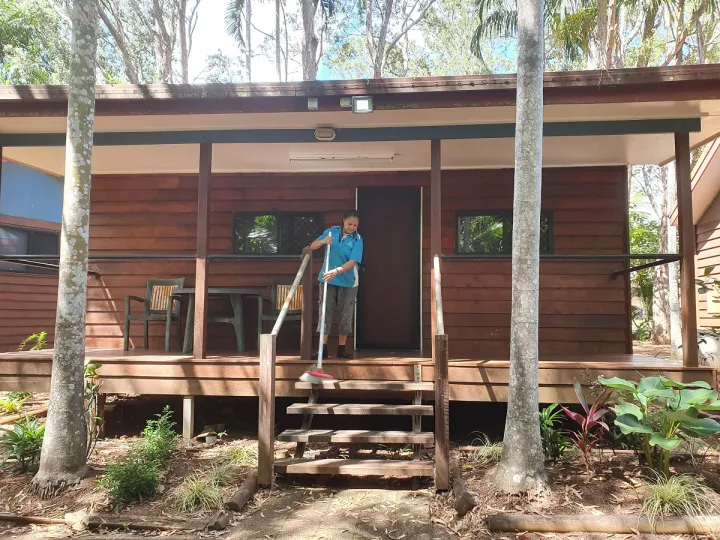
[641,473,719,527]
[208,463,234,487]
[6,392,31,401]
[136,406,179,465]
[228,446,259,467]
[561,381,613,471]
[539,403,572,462]
[599,375,720,476]
[171,471,223,512]
[1,415,45,472]
[467,433,503,466]
[99,455,160,505]
[84,363,104,458]
[17,331,47,352]
[629,208,660,338]
[0,395,27,414]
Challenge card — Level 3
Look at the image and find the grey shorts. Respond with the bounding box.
[317,284,358,336]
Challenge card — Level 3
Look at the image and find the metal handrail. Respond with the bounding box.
[433,254,445,336]
[0,256,99,277]
[270,250,311,336]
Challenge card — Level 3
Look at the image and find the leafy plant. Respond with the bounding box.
[171,472,223,512]
[467,433,503,466]
[84,362,103,458]
[599,375,720,477]
[641,473,718,528]
[228,446,258,467]
[6,392,31,401]
[539,403,571,462]
[561,381,613,472]
[99,455,160,505]
[17,331,47,351]
[136,406,179,464]
[1,415,45,472]
[0,395,27,414]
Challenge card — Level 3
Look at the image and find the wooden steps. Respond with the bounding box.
[295,381,433,391]
[275,458,434,477]
[286,403,434,415]
[278,429,433,444]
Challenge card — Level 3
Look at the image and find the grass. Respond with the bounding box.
[227,446,258,467]
[641,473,719,528]
[467,433,503,467]
[171,472,224,512]
[208,462,234,487]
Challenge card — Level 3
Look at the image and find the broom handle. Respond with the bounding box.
[317,233,332,369]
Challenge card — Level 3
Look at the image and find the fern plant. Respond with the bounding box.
[17,331,47,351]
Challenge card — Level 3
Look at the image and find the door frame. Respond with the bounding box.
[354,185,423,351]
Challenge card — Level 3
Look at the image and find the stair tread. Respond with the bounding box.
[295,381,433,391]
[287,403,434,416]
[278,429,434,444]
[275,458,434,477]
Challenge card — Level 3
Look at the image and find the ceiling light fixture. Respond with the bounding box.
[289,153,395,164]
[314,127,336,141]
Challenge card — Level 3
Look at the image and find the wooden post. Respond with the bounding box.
[430,140,441,358]
[434,333,449,490]
[300,247,313,360]
[258,333,277,487]
[193,143,212,359]
[675,132,698,367]
[182,395,195,441]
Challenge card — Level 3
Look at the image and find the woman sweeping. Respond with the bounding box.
[310,210,363,359]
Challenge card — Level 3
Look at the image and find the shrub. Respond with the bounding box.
[6,392,31,402]
[228,446,258,467]
[599,375,720,476]
[17,331,47,352]
[208,463,233,487]
[561,381,613,472]
[171,472,223,512]
[136,406,179,465]
[0,396,27,414]
[99,455,160,505]
[641,473,718,528]
[1,415,45,472]
[539,403,571,462]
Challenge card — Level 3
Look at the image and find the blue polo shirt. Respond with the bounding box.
[316,226,363,288]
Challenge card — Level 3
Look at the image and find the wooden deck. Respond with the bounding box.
[0,348,716,403]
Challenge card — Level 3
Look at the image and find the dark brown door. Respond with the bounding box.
[357,186,421,350]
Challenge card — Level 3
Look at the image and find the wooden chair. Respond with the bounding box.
[124,278,185,353]
[258,280,303,347]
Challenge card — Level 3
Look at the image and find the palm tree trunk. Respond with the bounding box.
[30,0,97,499]
[493,0,547,495]
[246,0,252,82]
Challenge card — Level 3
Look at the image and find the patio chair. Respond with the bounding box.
[124,278,185,353]
[257,280,303,347]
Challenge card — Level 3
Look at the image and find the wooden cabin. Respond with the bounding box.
[2,65,720,484]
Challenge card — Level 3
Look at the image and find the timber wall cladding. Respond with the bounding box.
[0,272,58,352]
[696,192,720,328]
[87,168,629,356]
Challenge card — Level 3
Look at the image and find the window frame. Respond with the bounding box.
[455,210,554,256]
[0,224,60,274]
[232,212,324,256]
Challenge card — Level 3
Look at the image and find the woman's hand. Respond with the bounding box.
[322,235,333,245]
[322,267,343,282]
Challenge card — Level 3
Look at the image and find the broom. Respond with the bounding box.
[300,233,337,384]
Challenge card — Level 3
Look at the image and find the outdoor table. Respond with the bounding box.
[172,287,266,354]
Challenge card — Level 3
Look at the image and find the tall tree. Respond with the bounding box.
[494,0,547,494]
[300,0,335,79]
[30,0,98,498]
[226,0,253,82]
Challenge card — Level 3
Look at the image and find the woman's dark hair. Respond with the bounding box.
[341,209,359,228]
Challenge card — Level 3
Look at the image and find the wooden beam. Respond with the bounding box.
[193,143,212,359]
[434,333,449,491]
[300,247,313,360]
[621,167,633,354]
[0,118,702,147]
[430,140,441,358]
[258,333,277,487]
[675,132,698,367]
[182,395,195,441]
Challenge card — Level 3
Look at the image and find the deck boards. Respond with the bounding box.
[0,347,716,402]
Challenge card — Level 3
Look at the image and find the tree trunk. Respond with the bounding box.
[666,161,681,359]
[301,0,318,80]
[605,0,617,69]
[275,0,282,80]
[636,6,659,68]
[494,0,547,495]
[30,0,97,499]
[373,0,394,78]
[593,0,608,69]
[246,0,252,82]
[652,166,670,344]
[179,0,189,84]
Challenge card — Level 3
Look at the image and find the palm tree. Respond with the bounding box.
[492,0,548,494]
[226,0,253,81]
[30,0,98,499]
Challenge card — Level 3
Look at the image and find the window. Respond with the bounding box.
[456,212,552,255]
[0,225,60,272]
[233,213,323,255]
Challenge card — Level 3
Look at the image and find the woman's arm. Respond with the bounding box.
[310,235,333,251]
[322,260,357,281]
